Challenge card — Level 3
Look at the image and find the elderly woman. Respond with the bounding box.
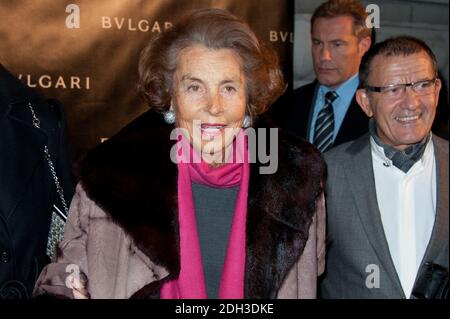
[33,8,326,299]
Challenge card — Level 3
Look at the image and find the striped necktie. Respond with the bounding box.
[313,91,338,152]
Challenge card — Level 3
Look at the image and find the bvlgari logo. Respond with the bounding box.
[101,16,173,33]
[269,31,293,43]
[18,74,91,90]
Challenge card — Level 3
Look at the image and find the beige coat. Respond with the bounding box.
[33,111,326,299]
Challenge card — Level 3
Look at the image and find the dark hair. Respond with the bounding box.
[137,8,286,117]
[311,0,372,40]
[359,36,438,88]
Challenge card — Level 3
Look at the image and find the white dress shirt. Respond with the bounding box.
[371,136,436,297]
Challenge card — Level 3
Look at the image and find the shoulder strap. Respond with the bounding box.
[27,101,68,259]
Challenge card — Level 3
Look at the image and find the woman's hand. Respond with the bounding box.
[66,272,89,299]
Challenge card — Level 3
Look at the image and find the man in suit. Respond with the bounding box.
[0,64,74,298]
[320,36,448,299]
[276,0,372,152]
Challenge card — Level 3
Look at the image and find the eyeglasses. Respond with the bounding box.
[365,78,437,98]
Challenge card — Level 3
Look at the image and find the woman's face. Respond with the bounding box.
[172,45,247,164]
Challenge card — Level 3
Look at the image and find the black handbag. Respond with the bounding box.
[411,262,449,299]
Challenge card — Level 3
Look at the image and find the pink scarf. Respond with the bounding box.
[160,130,249,299]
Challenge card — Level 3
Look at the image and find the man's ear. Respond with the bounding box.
[359,36,372,56]
[356,88,374,117]
[434,78,442,101]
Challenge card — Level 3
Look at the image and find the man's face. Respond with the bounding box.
[356,52,441,150]
[311,16,370,89]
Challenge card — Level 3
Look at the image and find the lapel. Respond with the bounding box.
[300,80,369,146]
[416,137,449,271]
[290,81,317,139]
[305,82,319,141]
[79,111,325,299]
[343,134,405,297]
[0,65,48,221]
[334,96,369,146]
[0,105,48,220]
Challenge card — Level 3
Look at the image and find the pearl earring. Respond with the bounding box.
[163,110,176,124]
[242,114,251,128]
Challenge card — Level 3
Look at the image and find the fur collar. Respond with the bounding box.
[78,110,325,298]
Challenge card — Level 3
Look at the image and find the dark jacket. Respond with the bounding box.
[0,64,74,299]
[320,134,448,298]
[34,111,327,299]
[274,80,369,148]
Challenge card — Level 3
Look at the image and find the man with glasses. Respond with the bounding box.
[320,36,448,299]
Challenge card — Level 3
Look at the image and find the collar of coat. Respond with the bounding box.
[77,110,326,298]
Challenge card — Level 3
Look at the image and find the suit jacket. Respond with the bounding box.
[274,80,369,148]
[0,64,74,299]
[33,110,326,299]
[320,133,449,298]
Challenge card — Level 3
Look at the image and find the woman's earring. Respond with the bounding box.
[163,110,176,124]
[242,114,251,128]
